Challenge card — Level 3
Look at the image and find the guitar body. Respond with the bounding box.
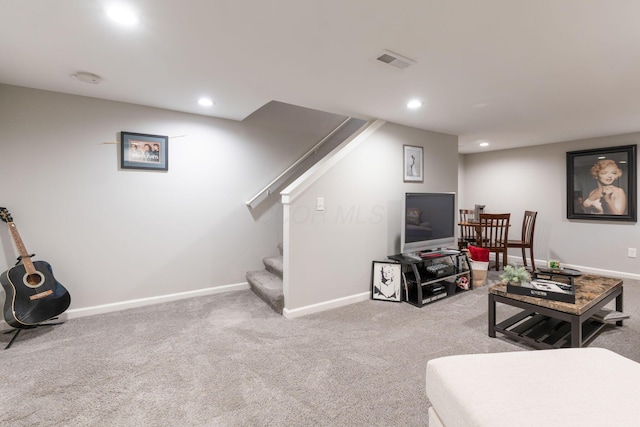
[0,207,72,328]
[1,260,71,328]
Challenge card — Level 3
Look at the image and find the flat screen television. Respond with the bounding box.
[401,192,456,255]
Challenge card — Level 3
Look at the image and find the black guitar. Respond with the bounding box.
[0,208,71,328]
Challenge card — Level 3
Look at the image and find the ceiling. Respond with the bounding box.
[3,1,640,154]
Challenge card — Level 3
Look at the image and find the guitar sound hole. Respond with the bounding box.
[25,274,43,287]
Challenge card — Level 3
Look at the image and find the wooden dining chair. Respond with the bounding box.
[479,213,510,271]
[458,209,477,250]
[507,210,538,271]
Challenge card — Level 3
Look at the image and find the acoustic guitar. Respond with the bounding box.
[0,208,71,328]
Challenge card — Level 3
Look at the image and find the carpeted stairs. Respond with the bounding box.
[246,243,284,314]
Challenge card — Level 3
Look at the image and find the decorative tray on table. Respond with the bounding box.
[506,272,576,303]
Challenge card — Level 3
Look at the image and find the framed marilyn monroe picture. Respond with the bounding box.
[566,145,636,222]
[371,261,402,302]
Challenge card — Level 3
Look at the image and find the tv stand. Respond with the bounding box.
[388,250,473,307]
[402,253,422,261]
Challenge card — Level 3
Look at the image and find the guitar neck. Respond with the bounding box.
[7,222,36,273]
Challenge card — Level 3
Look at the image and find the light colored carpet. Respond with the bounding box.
[1,271,638,426]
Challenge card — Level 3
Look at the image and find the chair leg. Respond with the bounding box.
[521,247,527,268]
[529,247,535,271]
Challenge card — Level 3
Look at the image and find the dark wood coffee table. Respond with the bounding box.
[488,274,623,349]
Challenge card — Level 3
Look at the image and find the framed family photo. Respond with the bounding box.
[371,261,402,302]
[566,145,636,222]
[403,145,423,182]
[120,131,169,171]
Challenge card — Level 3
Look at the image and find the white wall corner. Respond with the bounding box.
[282,203,291,308]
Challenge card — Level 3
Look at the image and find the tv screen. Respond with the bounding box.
[401,192,456,254]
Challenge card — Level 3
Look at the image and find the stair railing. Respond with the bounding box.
[245,117,352,209]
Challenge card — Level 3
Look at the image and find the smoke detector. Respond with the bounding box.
[376,49,416,69]
[70,72,102,85]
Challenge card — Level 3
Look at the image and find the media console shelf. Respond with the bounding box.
[388,250,473,307]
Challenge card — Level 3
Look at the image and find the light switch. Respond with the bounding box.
[316,197,325,211]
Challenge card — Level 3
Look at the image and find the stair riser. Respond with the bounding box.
[265,264,283,279]
[263,256,283,279]
[246,271,284,314]
[249,285,283,314]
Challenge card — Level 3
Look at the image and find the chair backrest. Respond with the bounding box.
[479,213,510,249]
[521,210,537,244]
[459,209,475,241]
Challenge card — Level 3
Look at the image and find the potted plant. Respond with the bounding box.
[501,264,531,284]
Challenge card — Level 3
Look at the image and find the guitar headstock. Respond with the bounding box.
[0,207,13,223]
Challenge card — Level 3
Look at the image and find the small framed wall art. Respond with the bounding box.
[371,261,402,302]
[403,145,423,182]
[566,145,636,222]
[120,131,169,171]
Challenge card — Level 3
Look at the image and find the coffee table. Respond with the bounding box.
[488,274,623,349]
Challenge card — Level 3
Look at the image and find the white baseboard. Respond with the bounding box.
[556,263,640,281]
[66,282,250,319]
[0,282,249,331]
[283,292,371,319]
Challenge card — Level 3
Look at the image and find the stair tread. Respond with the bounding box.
[263,255,283,266]
[246,270,283,291]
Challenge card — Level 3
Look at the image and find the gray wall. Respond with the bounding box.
[12,82,633,320]
[283,122,458,314]
[461,135,640,278]
[0,85,341,317]
[0,85,459,320]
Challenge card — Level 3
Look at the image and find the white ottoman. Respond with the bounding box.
[426,348,640,427]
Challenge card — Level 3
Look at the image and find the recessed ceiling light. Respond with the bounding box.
[479,141,490,147]
[407,99,423,109]
[198,98,214,107]
[105,4,139,26]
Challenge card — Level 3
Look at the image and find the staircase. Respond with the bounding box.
[246,243,284,314]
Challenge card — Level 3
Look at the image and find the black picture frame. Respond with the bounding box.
[566,145,636,222]
[120,131,169,171]
[403,145,423,182]
[371,261,402,302]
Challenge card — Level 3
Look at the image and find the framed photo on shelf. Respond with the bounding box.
[371,261,402,302]
[403,145,423,182]
[120,131,169,171]
[566,145,636,222]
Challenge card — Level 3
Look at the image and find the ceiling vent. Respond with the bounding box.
[376,49,415,69]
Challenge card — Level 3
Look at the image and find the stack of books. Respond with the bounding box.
[592,309,629,323]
